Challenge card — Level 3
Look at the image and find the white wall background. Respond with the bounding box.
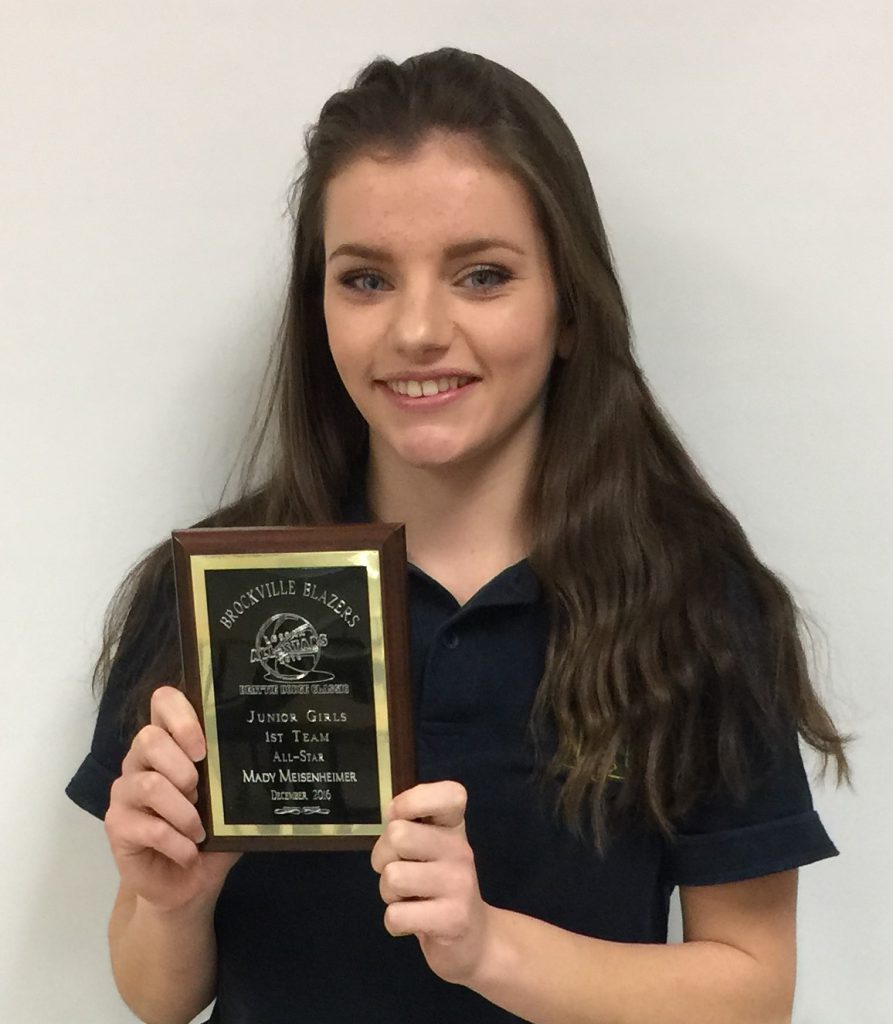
[1,2,890,1021]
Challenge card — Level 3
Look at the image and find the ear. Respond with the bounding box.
[556,322,574,360]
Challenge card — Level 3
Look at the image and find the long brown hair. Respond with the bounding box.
[95,47,849,841]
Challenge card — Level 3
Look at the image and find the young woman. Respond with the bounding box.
[66,47,847,1024]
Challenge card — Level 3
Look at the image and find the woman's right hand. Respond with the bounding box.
[104,685,240,912]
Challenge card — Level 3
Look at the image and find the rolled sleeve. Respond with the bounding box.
[65,641,147,820]
[662,563,840,888]
[661,716,839,888]
[665,808,837,887]
[65,751,121,820]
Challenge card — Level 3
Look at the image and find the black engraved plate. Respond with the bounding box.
[172,525,414,851]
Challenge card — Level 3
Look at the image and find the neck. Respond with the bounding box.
[368,443,535,603]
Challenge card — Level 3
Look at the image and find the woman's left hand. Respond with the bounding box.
[371,780,492,985]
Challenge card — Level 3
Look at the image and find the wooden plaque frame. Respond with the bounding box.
[171,523,414,851]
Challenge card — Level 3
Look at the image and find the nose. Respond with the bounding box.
[388,278,452,362]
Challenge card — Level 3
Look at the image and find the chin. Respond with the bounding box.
[399,448,467,470]
[384,428,475,470]
[389,438,474,471]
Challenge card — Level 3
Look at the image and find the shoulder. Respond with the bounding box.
[65,539,180,820]
[661,555,839,884]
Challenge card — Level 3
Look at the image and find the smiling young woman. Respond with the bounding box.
[67,47,847,1024]
[323,133,570,483]
[321,132,574,596]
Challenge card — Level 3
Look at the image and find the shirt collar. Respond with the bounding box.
[337,470,541,607]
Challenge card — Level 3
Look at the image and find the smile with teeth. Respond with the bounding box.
[385,376,475,398]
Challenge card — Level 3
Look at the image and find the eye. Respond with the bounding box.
[339,269,389,293]
[336,263,514,295]
[463,264,513,291]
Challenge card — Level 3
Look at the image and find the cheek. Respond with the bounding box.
[322,289,355,361]
[494,330,557,387]
[324,299,378,374]
[488,301,557,369]
[324,317,364,381]
[329,349,365,408]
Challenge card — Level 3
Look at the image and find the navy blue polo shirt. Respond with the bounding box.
[66,536,837,1023]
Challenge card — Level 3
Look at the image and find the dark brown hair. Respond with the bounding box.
[95,47,849,842]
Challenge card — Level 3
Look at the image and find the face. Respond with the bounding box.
[322,132,569,477]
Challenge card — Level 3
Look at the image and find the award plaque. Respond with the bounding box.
[171,524,414,851]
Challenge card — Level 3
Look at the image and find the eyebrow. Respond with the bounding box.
[326,237,526,263]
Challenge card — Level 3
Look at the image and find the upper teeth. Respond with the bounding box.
[386,376,471,397]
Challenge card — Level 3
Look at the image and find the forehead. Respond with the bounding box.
[322,133,543,255]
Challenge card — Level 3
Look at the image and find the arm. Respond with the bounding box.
[372,782,797,1024]
[467,872,796,1024]
[104,687,239,1024]
[108,883,219,1024]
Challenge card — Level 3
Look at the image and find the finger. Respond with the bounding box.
[105,805,200,871]
[110,771,206,845]
[149,685,206,762]
[383,897,466,941]
[122,724,200,796]
[371,818,461,873]
[379,859,455,904]
[387,781,467,829]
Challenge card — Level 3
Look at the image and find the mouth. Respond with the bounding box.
[381,375,477,398]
